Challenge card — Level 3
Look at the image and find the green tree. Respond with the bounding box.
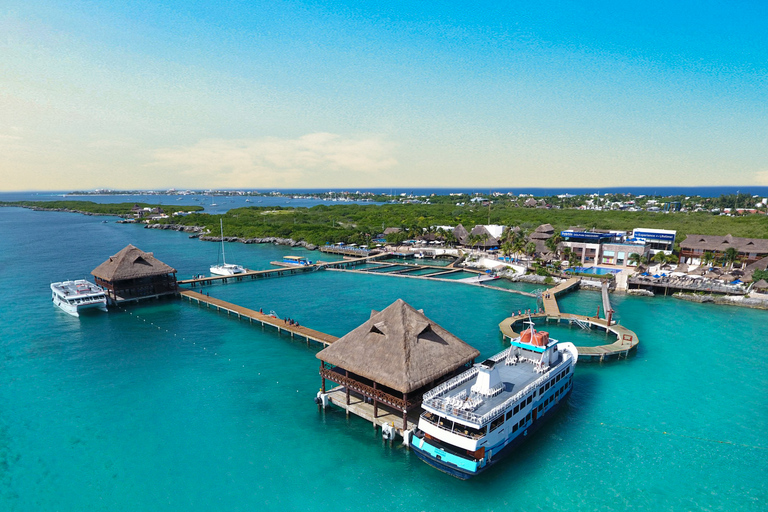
[628,252,642,267]
[652,251,668,265]
[723,247,739,268]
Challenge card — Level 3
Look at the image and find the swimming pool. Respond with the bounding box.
[566,266,621,275]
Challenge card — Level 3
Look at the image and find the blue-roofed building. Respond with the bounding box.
[630,228,676,255]
[560,229,623,265]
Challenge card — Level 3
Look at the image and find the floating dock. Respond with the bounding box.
[179,290,338,347]
[499,277,639,361]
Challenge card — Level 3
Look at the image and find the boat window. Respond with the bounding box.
[456,424,485,439]
[526,396,532,405]
[438,417,454,431]
[513,404,519,415]
[506,410,514,421]
[490,415,504,432]
[518,419,525,429]
[512,424,518,433]
[422,411,438,425]
[526,412,531,422]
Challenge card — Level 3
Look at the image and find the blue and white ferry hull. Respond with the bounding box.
[411,386,572,479]
[411,334,578,479]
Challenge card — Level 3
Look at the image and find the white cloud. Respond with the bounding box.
[149,133,398,187]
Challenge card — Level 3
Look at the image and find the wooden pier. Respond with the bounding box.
[178,266,319,286]
[323,386,421,437]
[177,253,386,287]
[179,290,338,347]
[499,277,639,361]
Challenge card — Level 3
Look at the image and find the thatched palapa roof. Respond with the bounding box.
[453,224,469,245]
[680,234,768,254]
[753,279,768,290]
[468,225,499,247]
[317,299,480,393]
[91,244,176,281]
[529,223,555,241]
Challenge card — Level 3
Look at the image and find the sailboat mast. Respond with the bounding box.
[220,218,226,264]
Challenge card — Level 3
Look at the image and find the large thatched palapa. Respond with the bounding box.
[317,299,479,429]
[91,244,178,304]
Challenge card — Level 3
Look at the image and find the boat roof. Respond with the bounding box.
[51,280,105,296]
[422,345,569,428]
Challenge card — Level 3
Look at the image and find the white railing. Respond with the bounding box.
[422,367,479,400]
[424,352,574,427]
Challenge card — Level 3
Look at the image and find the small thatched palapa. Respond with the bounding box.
[92,244,177,281]
[317,299,479,429]
[318,299,479,393]
[92,244,178,304]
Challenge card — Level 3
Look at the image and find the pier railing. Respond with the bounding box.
[320,367,420,410]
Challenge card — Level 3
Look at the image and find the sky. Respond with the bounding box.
[1,0,767,191]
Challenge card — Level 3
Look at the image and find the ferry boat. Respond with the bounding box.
[270,255,314,268]
[283,255,312,266]
[51,279,108,317]
[410,320,579,479]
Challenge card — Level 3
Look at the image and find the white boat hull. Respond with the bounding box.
[51,280,108,317]
[210,264,246,276]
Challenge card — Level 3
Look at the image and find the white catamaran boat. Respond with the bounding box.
[210,219,245,276]
[411,319,579,479]
[51,279,108,317]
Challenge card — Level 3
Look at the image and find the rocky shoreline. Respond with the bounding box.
[673,292,768,310]
[143,223,318,250]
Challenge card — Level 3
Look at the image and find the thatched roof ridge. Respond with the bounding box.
[468,225,500,247]
[534,223,555,234]
[317,299,480,393]
[752,279,768,290]
[746,256,768,273]
[453,224,469,244]
[680,234,768,254]
[91,244,176,281]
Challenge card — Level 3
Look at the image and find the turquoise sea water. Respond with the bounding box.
[1,207,766,511]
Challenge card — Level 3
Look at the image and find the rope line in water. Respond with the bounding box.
[583,419,767,451]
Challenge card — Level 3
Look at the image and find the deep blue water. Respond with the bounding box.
[0,206,765,511]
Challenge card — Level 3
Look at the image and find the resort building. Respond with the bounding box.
[679,234,768,266]
[630,228,676,255]
[91,244,178,304]
[599,242,649,266]
[560,229,621,265]
[528,223,556,256]
[316,299,480,430]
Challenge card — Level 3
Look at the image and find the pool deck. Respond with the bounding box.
[499,277,639,362]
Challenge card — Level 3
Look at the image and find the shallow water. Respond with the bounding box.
[1,206,765,511]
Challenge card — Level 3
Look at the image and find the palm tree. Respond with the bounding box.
[702,251,714,266]
[525,242,537,267]
[628,253,642,267]
[652,251,668,265]
[512,239,526,261]
[723,247,739,269]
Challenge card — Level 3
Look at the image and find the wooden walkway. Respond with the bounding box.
[178,265,319,286]
[179,290,338,347]
[177,253,386,286]
[499,277,639,361]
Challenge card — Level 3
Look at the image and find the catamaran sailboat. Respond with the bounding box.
[210,219,245,276]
